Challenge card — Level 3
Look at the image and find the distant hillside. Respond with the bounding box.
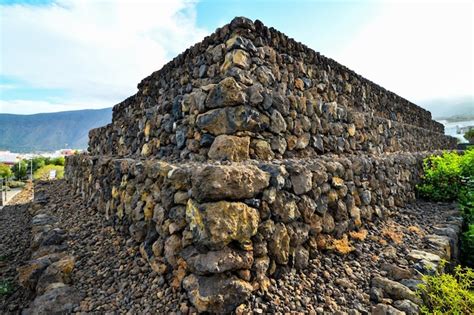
[420,96,473,119]
[0,108,112,153]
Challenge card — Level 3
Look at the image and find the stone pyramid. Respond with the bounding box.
[66,17,456,313]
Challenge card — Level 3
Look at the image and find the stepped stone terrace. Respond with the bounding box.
[65,17,457,313]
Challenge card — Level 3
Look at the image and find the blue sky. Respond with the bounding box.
[0,0,472,115]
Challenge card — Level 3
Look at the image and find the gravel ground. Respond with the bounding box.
[244,202,459,314]
[35,180,192,314]
[24,180,458,314]
[0,184,34,314]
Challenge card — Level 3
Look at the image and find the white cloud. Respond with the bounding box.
[334,1,473,105]
[0,99,110,115]
[0,0,207,113]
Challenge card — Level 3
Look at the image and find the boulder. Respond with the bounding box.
[372,303,405,315]
[186,200,259,250]
[208,135,250,162]
[272,192,299,223]
[129,221,147,243]
[372,276,420,304]
[221,49,251,72]
[183,273,253,313]
[294,246,309,269]
[268,223,290,265]
[291,168,313,195]
[205,77,247,109]
[226,35,257,52]
[164,234,183,268]
[35,256,75,295]
[424,234,452,260]
[269,110,287,134]
[31,228,66,250]
[381,263,413,281]
[31,214,57,226]
[182,246,253,275]
[393,299,419,315]
[18,258,52,290]
[192,164,270,202]
[22,284,82,315]
[252,140,274,160]
[196,105,269,136]
[406,250,442,263]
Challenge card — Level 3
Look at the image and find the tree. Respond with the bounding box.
[50,156,65,166]
[11,160,28,180]
[0,163,13,179]
[32,157,46,172]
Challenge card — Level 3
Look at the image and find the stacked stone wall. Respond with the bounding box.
[87,17,455,160]
[67,151,435,312]
[89,103,455,160]
[65,17,458,312]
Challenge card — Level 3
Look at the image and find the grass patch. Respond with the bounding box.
[33,165,64,180]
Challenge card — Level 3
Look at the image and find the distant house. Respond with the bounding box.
[0,151,19,166]
[60,149,76,156]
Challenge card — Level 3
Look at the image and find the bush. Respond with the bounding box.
[11,160,28,180]
[416,151,464,201]
[417,149,474,267]
[0,163,12,179]
[417,264,474,314]
[462,225,474,267]
[50,156,65,166]
[460,148,474,178]
[459,175,474,267]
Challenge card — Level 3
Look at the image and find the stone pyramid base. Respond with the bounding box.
[65,152,435,312]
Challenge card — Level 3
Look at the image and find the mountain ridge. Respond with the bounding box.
[0,108,112,153]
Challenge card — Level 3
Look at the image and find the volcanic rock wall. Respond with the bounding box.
[87,17,454,160]
[66,17,457,313]
[67,152,431,312]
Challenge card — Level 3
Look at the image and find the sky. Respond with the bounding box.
[0,0,473,115]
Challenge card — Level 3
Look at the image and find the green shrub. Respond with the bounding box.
[460,147,474,178]
[459,176,474,267]
[50,156,65,166]
[0,163,12,179]
[462,225,474,267]
[11,160,28,180]
[459,184,474,225]
[417,264,474,314]
[417,149,474,267]
[417,151,464,201]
